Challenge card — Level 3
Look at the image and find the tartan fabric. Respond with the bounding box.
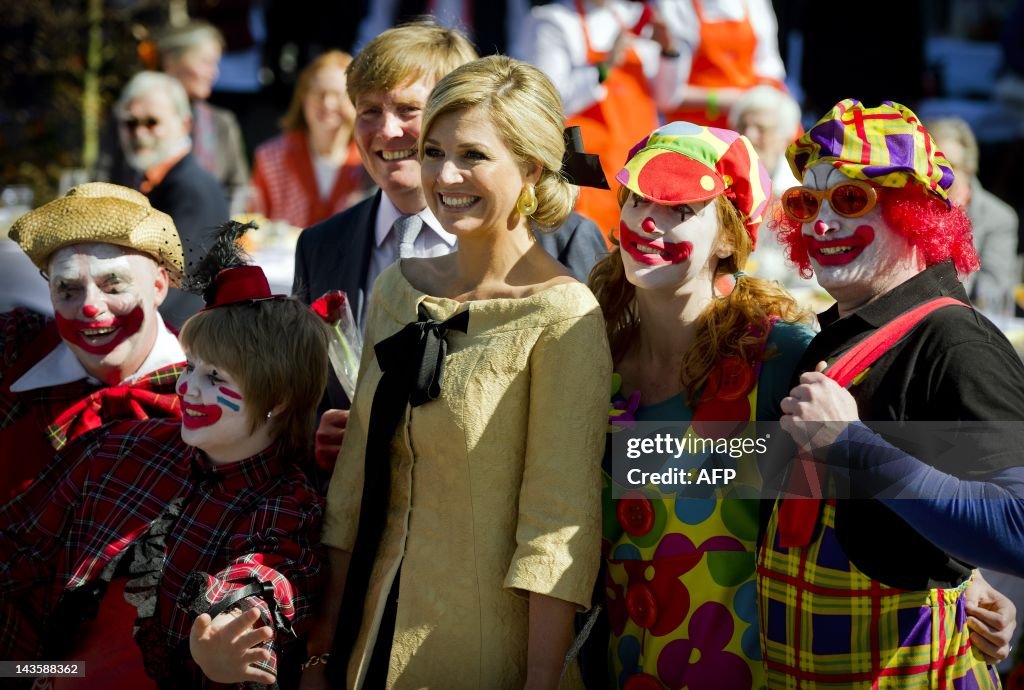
[757,495,1000,689]
[787,99,955,203]
[0,418,324,687]
[1,309,183,501]
[44,363,183,449]
[1,308,183,451]
[0,308,59,428]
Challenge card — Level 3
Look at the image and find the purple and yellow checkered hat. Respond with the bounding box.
[787,99,955,203]
[615,121,772,247]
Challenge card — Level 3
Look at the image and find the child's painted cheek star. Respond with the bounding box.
[216,386,242,412]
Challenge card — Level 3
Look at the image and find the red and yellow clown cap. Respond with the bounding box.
[615,121,772,247]
[787,99,955,204]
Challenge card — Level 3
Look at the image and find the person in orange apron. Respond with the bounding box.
[517,0,676,241]
[655,0,787,128]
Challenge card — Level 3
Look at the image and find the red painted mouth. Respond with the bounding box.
[620,223,693,266]
[55,305,145,355]
[805,225,876,267]
[180,401,224,429]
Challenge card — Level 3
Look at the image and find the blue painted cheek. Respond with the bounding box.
[216,396,241,412]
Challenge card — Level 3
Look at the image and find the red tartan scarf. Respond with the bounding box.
[46,362,184,449]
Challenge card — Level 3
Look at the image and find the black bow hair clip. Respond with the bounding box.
[561,126,610,190]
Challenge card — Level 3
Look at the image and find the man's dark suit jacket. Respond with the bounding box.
[148,152,230,329]
[292,190,609,409]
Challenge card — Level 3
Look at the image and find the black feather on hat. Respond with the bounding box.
[184,220,281,309]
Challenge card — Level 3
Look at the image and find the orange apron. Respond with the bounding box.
[568,0,659,244]
[663,0,757,128]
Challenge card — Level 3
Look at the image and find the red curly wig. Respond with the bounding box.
[770,183,979,280]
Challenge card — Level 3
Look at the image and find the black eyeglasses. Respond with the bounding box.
[120,116,160,130]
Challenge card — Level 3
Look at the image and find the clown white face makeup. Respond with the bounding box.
[177,354,274,464]
[49,243,168,385]
[619,192,726,291]
[802,163,924,314]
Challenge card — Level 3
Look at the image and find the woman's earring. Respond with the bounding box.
[516,184,538,217]
[266,411,272,421]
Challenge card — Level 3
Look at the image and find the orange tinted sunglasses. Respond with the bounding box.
[781,180,878,222]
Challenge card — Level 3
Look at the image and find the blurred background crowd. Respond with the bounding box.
[1,0,1022,318]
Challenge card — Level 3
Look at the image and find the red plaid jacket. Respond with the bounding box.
[0,418,325,687]
[0,309,182,500]
[249,131,369,228]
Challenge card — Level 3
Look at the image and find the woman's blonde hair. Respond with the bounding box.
[589,193,811,405]
[280,50,353,132]
[180,298,329,458]
[419,55,577,230]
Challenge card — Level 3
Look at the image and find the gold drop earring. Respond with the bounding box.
[516,184,538,216]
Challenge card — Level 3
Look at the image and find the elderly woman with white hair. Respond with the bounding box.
[925,116,1020,313]
[726,85,804,286]
[155,21,250,211]
[727,84,802,197]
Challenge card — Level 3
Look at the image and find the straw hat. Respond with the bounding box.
[10,182,185,286]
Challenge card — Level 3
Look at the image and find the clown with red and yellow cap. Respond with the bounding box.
[587,120,816,689]
[758,99,1024,688]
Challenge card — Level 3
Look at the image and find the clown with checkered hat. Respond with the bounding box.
[759,99,1024,688]
[587,120,817,689]
[0,182,186,500]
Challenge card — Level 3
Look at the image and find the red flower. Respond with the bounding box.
[311,291,347,324]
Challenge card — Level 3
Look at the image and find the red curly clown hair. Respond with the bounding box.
[770,181,980,280]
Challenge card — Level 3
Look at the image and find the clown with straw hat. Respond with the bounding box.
[758,99,1024,688]
[0,182,186,500]
[0,221,329,689]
